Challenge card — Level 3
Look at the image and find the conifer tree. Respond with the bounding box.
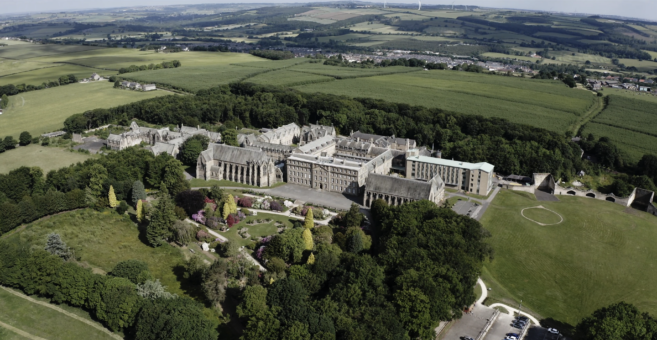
[131,180,146,206]
[108,185,118,208]
[307,253,315,265]
[302,228,313,250]
[304,208,314,229]
[136,200,144,222]
[227,194,237,214]
[147,184,176,247]
[222,202,230,220]
[45,233,72,260]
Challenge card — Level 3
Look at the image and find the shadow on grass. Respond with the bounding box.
[172,264,206,301]
[540,317,575,337]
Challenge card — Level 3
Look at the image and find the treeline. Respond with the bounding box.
[0,74,78,97]
[0,240,217,338]
[238,200,490,339]
[322,55,449,70]
[65,83,591,180]
[191,45,229,52]
[0,148,189,235]
[250,49,295,60]
[118,60,181,74]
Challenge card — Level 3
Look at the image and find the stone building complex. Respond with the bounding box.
[364,173,445,208]
[197,144,282,187]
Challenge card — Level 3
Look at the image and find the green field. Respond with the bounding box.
[0,287,117,340]
[0,81,168,138]
[8,209,189,296]
[0,44,102,60]
[289,63,420,78]
[0,63,114,86]
[245,69,335,87]
[125,65,264,92]
[582,95,657,162]
[481,190,657,326]
[0,58,60,77]
[296,70,597,132]
[0,145,94,174]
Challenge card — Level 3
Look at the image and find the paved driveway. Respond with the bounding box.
[525,326,562,340]
[483,312,520,340]
[265,184,358,210]
[73,137,106,154]
[442,306,496,340]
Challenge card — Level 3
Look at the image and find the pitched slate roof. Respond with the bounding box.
[366,174,434,200]
[200,143,271,165]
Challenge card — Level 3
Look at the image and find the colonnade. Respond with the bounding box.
[221,162,264,187]
[364,191,414,208]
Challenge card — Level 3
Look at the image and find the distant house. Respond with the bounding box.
[121,81,143,90]
[0,109,3,115]
[640,86,651,92]
[182,47,189,52]
[142,84,156,91]
[91,73,101,81]
[645,79,655,84]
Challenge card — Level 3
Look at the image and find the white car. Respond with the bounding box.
[505,337,517,340]
[547,328,559,334]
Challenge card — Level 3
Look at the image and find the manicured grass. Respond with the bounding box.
[0,287,117,340]
[474,281,482,302]
[190,178,286,189]
[480,189,657,326]
[521,207,562,224]
[9,209,189,297]
[0,81,168,138]
[220,213,295,248]
[0,145,94,174]
[296,70,596,133]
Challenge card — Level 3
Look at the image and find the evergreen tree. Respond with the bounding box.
[210,185,223,201]
[136,200,144,222]
[131,180,146,206]
[304,208,314,229]
[222,202,230,220]
[87,164,108,197]
[0,94,8,109]
[307,253,315,265]
[108,185,118,208]
[45,233,72,260]
[302,228,313,251]
[346,231,363,254]
[146,185,176,247]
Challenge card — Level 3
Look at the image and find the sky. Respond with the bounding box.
[3,0,656,21]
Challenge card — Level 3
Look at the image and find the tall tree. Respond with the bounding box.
[222,129,238,146]
[44,233,72,260]
[134,297,218,340]
[304,208,314,229]
[302,228,313,251]
[87,164,108,197]
[108,185,118,208]
[202,259,228,309]
[136,199,144,223]
[131,180,146,206]
[19,131,32,146]
[146,185,176,247]
[0,94,8,109]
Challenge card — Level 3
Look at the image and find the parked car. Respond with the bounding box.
[460,337,474,340]
[512,323,524,329]
[517,316,529,321]
[506,333,520,337]
[548,328,559,334]
[505,336,517,340]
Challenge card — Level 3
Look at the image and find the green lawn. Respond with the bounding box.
[480,189,657,326]
[296,70,596,133]
[8,209,189,297]
[0,145,94,174]
[0,287,117,340]
[0,81,168,138]
[220,213,295,248]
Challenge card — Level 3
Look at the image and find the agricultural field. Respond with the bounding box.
[244,69,334,87]
[0,44,102,60]
[0,145,95,174]
[0,81,167,138]
[618,58,657,72]
[481,52,537,62]
[481,189,657,326]
[7,209,190,296]
[125,65,264,92]
[581,95,657,162]
[0,64,114,86]
[296,70,597,132]
[0,59,60,77]
[0,287,118,340]
[288,63,419,79]
[232,58,310,69]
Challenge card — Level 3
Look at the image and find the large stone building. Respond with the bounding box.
[364,173,445,207]
[350,131,417,151]
[405,149,494,195]
[240,125,336,162]
[257,123,300,145]
[286,150,393,195]
[300,124,336,144]
[107,122,221,157]
[196,144,281,187]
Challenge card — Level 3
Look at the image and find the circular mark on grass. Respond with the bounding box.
[521,206,563,226]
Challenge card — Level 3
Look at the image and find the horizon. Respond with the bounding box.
[1,0,655,22]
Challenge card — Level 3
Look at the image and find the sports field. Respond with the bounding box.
[0,287,117,340]
[480,190,657,326]
[296,70,597,132]
[0,81,167,138]
[0,145,94,174]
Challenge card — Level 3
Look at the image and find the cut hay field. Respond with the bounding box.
[125,65,264,92]
[0,81,168,138]
[295,70,597,132]
[5,209,190,297]
[0,287,118,340]
[0,64,114,86]
[481,189,657,326]
[0,145,95,174]
[581,95,657,162]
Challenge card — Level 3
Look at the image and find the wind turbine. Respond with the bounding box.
[450,1,455,10]
[418,0,421,11]
[383,0,386,8]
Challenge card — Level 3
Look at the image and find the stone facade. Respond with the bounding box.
[300,124,336,144]
[405,149,494,196]
[258,123,300,145]
[350,131,417,151]
[197,144,281,187]
[286,150,393,195]
[107,122,221,157]
[364,173,445,207]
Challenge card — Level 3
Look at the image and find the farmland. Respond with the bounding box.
[0,144,95,174]
[244,69,334,87]
[481,189,657,326]
[0,44,102,60]
[0,81,167,138]
[581,95,657,163]
[288,63,420,78]
[296,70,597,132]
[0,63,113,86]
[125,65,264,92]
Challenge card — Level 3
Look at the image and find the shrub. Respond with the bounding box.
[174,206,187,220]
[196,230,212,242]
[220,241,239,257]
[110,260,152,284]
[116,201,129,215]
[238,197,252,208]
[270,201,283,212]
[240,208,251,216]
[266,257,287,273]
[205,216,220,229]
